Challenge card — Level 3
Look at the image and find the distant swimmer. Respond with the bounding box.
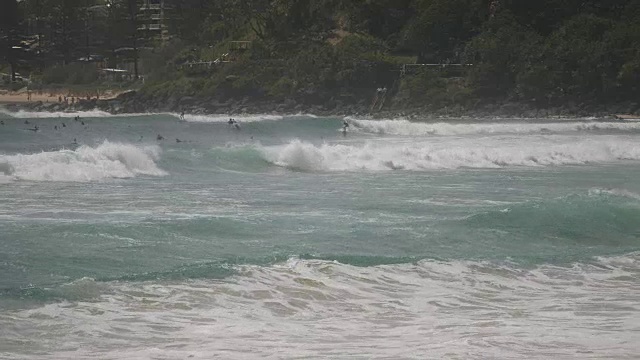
[176,138,183,143]
[157,134,164,141]
[28,125,39,132]
[81,121,85,126]
[54,125,58,130]
[73,138,78,144]
[62,123,66,127]
[139,135,144,141]
[1,120,4,125]
[24,120,30,125]
[228,118,235,125]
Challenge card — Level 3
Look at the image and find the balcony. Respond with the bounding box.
[137,24,163,31]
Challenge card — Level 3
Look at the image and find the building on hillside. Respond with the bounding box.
[137,0,170,42]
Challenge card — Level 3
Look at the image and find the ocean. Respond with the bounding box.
[0,109,639,359]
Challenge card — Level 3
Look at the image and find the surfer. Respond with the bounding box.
[28,125,39,132]
[342,120,349,136]
[180,111,185,121]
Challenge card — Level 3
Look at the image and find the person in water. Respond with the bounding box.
[180,111,185,121]
[228,118,235,125]
[157,134,164,141]
[342,120,349,136]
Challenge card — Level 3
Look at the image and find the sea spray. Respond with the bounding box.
[0,141,166,182]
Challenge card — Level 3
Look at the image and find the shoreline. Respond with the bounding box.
[0,90,636,121]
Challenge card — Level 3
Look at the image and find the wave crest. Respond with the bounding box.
[262,138,640,171]
[0,141,167,182]
[350,119,640,136]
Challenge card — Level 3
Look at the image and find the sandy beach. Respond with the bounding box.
[0,90,59,104]
[0,89,120,104]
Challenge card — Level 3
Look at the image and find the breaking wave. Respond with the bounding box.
[349,119,640,136]
[261,137,640,171]
[0,109,114,118]
[0,141,167,182]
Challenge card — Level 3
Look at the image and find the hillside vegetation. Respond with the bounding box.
[2,0,640,114]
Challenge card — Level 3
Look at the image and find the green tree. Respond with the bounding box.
[405,0,485,63]
[464,11,541,97]
[0,0,23,82]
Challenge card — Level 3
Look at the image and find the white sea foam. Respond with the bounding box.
[0,108,181,119]
[349,119,640,136]
[588,188,640,201]
[0,108,114,118]
[181,113,284,123]
[4,254,639,359]
[0,141,167,182]
[263,136,640,171]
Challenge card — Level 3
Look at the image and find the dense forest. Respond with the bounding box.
[2,0,640,114]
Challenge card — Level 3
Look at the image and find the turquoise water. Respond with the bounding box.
[1,110,639,358]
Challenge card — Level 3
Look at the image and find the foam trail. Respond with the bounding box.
[588,188,640,201]
[349,119,640,136]
[263,137,640,171]
[0,141,167,182]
